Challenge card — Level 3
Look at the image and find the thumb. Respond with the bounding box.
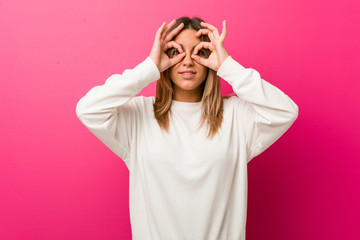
[169,52,185,66]
[191,54,208,67]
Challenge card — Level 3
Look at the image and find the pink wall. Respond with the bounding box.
[1,0,359,239]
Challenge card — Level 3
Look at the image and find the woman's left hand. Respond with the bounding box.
[191,20,229,72]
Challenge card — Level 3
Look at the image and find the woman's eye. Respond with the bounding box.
[197,50,204,56]
[173,49,180,55]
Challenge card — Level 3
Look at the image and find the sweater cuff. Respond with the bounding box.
[143,56,161,83]
[216,55,246,84]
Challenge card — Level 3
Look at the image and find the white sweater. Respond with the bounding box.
[76,55,298,240]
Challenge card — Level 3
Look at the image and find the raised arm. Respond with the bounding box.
[76,19,187,161]
[217,55,299,161]
[190,20,298,162]
[76,57,160,161]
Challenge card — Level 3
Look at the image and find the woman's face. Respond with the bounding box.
[168,28,208,98]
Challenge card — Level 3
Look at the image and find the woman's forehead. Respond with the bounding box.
[174,29,201,48]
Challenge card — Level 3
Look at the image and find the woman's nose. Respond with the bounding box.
[182,52,194,66]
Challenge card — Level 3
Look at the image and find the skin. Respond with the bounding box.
[168,28,208,102]
[149,19,229,102]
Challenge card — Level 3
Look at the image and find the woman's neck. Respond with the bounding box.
[172,88,202,102]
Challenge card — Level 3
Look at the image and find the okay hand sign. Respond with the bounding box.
[149,20,186,73]
[191,20,229,72]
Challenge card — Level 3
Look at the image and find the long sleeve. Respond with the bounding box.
[76,57,160,161]
[217,56,299,162]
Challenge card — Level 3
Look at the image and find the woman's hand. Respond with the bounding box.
[149,20,186,73]
[191,20,229,72]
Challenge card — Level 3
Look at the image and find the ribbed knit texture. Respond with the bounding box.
[76,56,298,240]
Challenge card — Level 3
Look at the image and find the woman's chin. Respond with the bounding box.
[176,82,201,90]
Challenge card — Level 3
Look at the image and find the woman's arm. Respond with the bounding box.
[188,19,297,162]
[76,57,160,161]
[76,19,186,162]
[217,55,299,162]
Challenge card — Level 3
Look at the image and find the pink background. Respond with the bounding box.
[1,0,359,239]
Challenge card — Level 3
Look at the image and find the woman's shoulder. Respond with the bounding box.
[132,95,155,101]
[223,94,242,105]
[223,95,252,112]
[129,95,155,109]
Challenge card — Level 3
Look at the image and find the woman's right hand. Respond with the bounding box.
[149,19,186,73]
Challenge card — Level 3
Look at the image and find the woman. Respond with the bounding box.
[76,16,298,240]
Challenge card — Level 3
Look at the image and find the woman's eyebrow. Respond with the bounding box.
[179,43,196,51]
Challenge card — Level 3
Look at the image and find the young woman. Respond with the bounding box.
[76,16,298,240]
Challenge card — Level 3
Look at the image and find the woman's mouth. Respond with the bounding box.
[179,71,197,79]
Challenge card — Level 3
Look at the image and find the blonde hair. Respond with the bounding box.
[153,16,233,139]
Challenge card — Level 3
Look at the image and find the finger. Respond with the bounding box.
[195,29,215,42]
[191,53,208,67]
[193,42,214,55]
[169,52,186,66]
[163,19,175,32]
[220,20,227,42]
[161,19,176,39]
[166,41,183,52]
[156,21,167,41]
[200,22,220,38]
[165,22,184,42]
[195,29,210,36]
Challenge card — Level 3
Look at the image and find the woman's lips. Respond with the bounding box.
[179,72,196,79]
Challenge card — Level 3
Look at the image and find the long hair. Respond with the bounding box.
[153,16,232,139]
